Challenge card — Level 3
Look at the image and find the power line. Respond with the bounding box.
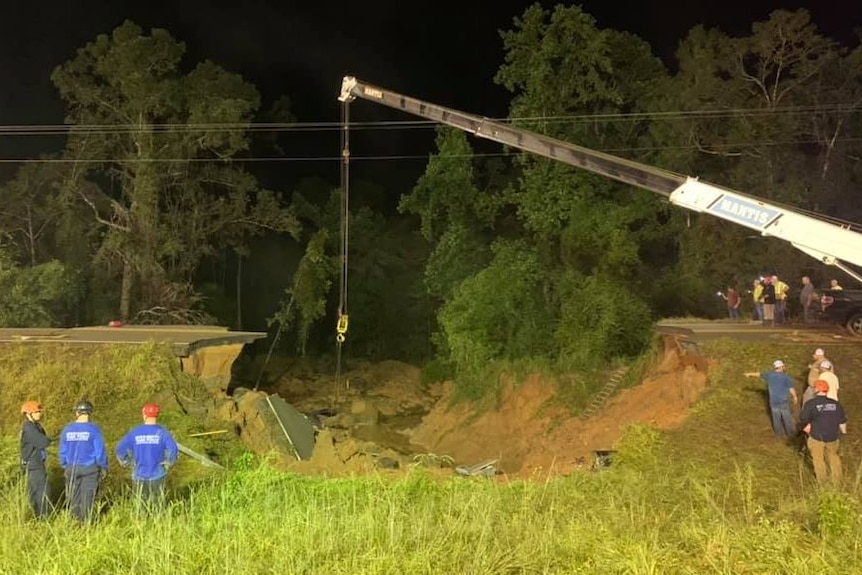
[0,103,859,136]
[3,135,862,164]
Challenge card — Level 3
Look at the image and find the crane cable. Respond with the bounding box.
[335,100,351,393]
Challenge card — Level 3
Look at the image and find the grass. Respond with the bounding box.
[0,438,858,574]
[1,338,862,573]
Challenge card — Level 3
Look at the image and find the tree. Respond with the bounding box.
[51,20,299,321]
[0,162,67,267]
[657,10,857,298]
[399,127,498,301]
[490,4,671,365]
[0,244,83,327]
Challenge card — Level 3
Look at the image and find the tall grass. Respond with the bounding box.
[1,430,860,575]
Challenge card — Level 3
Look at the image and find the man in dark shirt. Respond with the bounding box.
[799,379,847,486]
[761,277,776,327]
[20,400,51,519]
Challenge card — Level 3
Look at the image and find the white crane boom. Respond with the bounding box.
[339,76,862,283]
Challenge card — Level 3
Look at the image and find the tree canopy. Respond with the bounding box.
[50,20,299,321]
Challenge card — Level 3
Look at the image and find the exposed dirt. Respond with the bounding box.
[228,336,710,479]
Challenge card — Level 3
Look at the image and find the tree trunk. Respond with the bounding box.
[236,252,243,330]
[120,258,134,321]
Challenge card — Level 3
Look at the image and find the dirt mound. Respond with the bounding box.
[410,356,707,477]
[251,337,709,478]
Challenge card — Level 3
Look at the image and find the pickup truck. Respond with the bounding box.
[820,289,862,335]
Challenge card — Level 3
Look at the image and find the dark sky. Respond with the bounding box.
[1,0,861,186]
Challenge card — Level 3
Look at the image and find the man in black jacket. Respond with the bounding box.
[20,400,51,518]
[761,277,776,327]
[799,380,847,486]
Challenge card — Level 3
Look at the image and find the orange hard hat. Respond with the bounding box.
[21,401,42,415]
[142,403,160,418]
[815,380,830,393]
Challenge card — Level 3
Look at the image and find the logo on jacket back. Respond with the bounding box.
[65,431,91,441]
[135,434,162,445]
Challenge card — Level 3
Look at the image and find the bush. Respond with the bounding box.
[554,272,654,368]
[438,240,552,386]
[0,251,84,327]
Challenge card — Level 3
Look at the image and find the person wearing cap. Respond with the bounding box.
[804,349,829,404]
[20,400,51,519]
[745,360,798,438]
[818,360,840,402]
[59,399,108,523]
[799,379,847,486]
[115,403,179,514]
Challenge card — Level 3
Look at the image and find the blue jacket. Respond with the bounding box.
[115,423,179,481]
[59,421,108,470]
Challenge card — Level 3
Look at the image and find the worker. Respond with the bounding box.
[761,277,776,327]
[751,278,764,323]
[817,360,840,403]
[745,360,798,439]
[799,379,847,486]
[772,275,790,324]
[115,403,179,514]
[59,400,108,523]
[829,279,843,291]
[720,285,741,319]
[803,348,829,404]
[799,276,817,326]
[20,401,51,519]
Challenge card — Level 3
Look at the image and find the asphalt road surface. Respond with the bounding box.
[657,319,858,346]
[0,325,266,357]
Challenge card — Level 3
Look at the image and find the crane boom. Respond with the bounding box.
[339,76,862,283]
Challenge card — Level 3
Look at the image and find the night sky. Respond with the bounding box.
[2,0,861,186]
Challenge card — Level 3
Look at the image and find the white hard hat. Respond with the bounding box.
[814,348,825,356]
[773,360,785,369]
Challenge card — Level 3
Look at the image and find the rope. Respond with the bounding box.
[335,100,351,394]
[253,302,287,392]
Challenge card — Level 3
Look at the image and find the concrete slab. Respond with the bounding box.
[657,320,853,345]
[0,325,267,357]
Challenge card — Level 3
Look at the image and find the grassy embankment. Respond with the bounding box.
[0,339,861,574]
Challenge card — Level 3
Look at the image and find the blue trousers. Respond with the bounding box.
[770,403,795,437]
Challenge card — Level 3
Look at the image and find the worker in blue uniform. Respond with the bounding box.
[115,403,179,514]
[58,400,108,522]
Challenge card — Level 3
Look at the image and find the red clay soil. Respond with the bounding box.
[269,340,709,479]
[411,345,708,477]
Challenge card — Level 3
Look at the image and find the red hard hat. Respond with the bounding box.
[815,380,830,393]
[142,403,160,418]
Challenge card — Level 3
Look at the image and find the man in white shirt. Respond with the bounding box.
[818,360,840,402]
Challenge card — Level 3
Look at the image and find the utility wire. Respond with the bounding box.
[0,102,860,135]
[4,134,862,164]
